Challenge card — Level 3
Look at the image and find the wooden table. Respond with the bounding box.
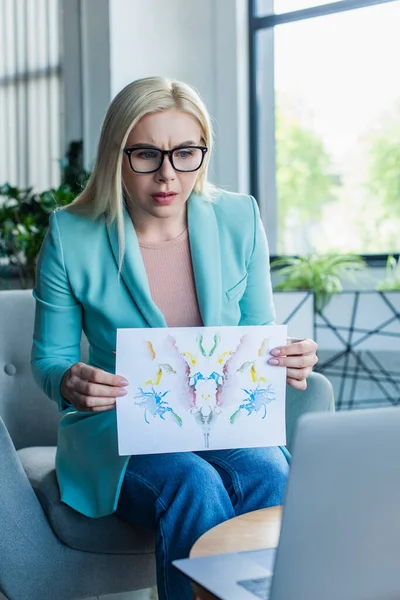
[189,505,283,600]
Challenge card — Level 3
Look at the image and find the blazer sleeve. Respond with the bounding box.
[31,211,82,411]
[238,196,276,326]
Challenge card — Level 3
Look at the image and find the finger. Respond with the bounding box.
[75,401,116,413]
[268,353,317,369]
[270,339,318,358]
[71,391,117,411]
[286,366,313,381]
[287,377,307,391]
[75,378,128,398]
[91,403,117,413]
[73,362,128,387]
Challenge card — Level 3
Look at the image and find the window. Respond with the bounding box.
[256,0,347,15]
[0,0,62,191]
[250,0,400,256]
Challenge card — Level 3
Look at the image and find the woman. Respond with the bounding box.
[31,76,318,600]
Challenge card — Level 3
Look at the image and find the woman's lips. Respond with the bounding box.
[151,193,177,205]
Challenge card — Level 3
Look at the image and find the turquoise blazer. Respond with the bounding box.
[31,191,279,518]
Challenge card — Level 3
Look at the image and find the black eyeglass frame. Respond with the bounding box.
[123,145,208,174]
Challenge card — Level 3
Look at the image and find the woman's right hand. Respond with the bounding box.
[60,362,129,412]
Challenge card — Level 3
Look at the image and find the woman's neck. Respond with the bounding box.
[128,205,188,244]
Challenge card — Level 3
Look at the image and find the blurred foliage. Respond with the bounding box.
[0,141,90,288]
[276,106,339,232]
[60,140,90,195]
[276,98,400,255]
[367,104,400,218]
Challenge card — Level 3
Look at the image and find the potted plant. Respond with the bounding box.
[0,141,89,288]
[376,255,400,291]
[271,253,400,411]
[0,184,76,287]
[271,253,367,314]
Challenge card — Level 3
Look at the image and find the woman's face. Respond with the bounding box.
[122,108,204,222]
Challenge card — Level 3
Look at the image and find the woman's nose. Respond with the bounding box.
[157,155,176,182]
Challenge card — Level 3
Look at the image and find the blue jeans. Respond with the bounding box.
[116,447,289,600]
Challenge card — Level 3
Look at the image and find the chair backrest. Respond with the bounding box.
[0,290,61,449]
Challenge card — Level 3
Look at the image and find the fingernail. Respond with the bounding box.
[270,349,281,357]
[268,358,279,365]
[120,378,129,386]
[118,389,128,397]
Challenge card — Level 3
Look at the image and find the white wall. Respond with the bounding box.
[109,1,216,103]
[61,0,83,149]
[80,0,111,168]
[64,0,250,192]
[109,0,218,178]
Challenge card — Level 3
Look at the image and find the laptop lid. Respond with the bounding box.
[271,407,400,600]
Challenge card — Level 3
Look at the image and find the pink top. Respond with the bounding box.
[139,228,203,327]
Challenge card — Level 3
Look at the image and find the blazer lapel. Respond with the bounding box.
[188,193,222,326]
[107,207,167,328]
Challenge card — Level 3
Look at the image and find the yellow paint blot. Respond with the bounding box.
[183,352,197,366]
[258,338,269,357]
[155,368,162,385]
[217,351,232,364]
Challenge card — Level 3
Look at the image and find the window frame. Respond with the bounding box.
[248,0,399,264]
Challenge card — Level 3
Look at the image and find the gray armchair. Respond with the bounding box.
[0,290,334,600]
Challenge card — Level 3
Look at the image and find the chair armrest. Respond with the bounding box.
[285,372,334,453]
[0,417,65,599]
[0,416,156,599]
[0,416,44,517]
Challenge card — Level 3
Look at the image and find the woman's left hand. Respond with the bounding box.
[268,338,318,391]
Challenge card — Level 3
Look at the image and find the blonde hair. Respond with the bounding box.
[67,76,214,266]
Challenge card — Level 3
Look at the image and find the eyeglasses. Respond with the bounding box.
[123,145,208,174]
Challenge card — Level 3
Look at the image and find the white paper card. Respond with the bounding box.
[116,324,287,455]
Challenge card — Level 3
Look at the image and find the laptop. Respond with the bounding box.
[173,407,400,599]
